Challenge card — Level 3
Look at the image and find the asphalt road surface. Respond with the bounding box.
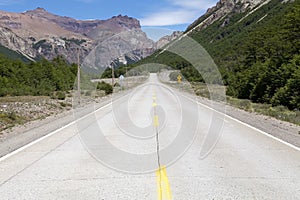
[0,74,299,199]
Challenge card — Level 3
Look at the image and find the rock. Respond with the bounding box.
[156,31,183,49]
[187,0,267,32]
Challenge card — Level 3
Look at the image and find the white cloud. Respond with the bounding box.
[141,10,199,26]
[140,0,218,26]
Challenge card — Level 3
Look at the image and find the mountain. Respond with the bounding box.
[0,8,91,61]
[23,7,104,35]
[0,8,155,71]
[156,31,183,49]
[83,28,155,73]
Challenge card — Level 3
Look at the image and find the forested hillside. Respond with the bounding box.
[191,0,300,110]
[115,0,299,110]
[0,55,77,96]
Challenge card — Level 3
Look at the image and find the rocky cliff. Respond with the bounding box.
[186,0,269,33]
[156,31,183,49]
[0,8,155,71]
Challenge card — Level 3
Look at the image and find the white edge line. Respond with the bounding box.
[0,102,112,162]
[181,94,300,152]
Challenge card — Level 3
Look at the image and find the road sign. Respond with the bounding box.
[177,74,182,83]
[119,75,124,87]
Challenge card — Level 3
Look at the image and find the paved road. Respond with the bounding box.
[0,74,299,199]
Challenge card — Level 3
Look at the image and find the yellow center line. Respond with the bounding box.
[156,166,172,200]
[154,115,159,127]
[151,91,172,200]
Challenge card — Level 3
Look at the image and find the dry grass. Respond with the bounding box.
[0,96,50,103]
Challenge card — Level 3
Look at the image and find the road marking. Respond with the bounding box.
[154,115,159,127]
[156,166,172,200]
[152,90,172,200]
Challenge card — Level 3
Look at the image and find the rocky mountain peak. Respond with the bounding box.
[108,14,141,30]
[24,7,49,15]
[187,0,267,32]
[33,7,47,12]
[156,31,183,49]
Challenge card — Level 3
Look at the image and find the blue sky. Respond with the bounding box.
[0,0,218,40]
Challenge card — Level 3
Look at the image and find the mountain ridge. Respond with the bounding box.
[0,8,159,71]
[186,0,269,33]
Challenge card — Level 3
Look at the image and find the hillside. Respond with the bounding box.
[188,0,299,109]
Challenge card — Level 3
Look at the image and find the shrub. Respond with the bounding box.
[85,90,92,96]
[8,112,17,121]
[51,91,66,100]
[97,81,113,95]
[169,71,181,81]
[57,91,66,100]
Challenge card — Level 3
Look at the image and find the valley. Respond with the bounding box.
[0,0,299,199]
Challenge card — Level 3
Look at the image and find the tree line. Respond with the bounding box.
[0,55,77,96]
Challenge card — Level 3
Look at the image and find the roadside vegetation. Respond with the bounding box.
[0,53,116,132]
[163,79,300,125]
[97,81,113,95]
[195,83,300,125]
[0,55,77,97]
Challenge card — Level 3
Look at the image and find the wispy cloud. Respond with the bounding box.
[170,0,216,9]
[76,0,94,3]
[140,0,217,26]
[0,0,22,6]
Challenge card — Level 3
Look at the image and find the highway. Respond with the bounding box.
[0,74,299,199]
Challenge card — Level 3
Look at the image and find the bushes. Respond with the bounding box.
[97,81,113,95]
[56,91,66,100]
[50,91,66,100]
